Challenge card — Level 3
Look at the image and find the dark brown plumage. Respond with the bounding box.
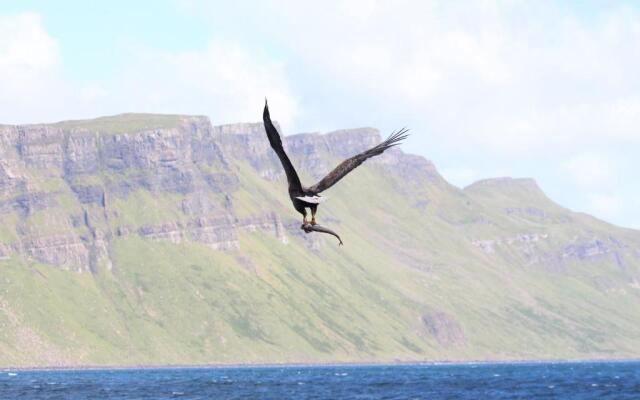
[307,128,410,193]
[263,100,408,226]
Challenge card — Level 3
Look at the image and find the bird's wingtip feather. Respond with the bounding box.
[263,99,271,119]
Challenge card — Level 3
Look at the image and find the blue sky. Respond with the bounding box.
[1,0,639,228]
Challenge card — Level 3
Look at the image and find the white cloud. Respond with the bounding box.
[0,13,298,128]
[605,97,640,140]
[439,167,483,188]
[0,13,59,80]
[0,13,68,122]
[232,1,640,154]
[111,41,298,130]
[561,155,616,188]
[587,193,623,222]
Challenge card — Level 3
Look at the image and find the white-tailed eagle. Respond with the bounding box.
[263,100,408,240]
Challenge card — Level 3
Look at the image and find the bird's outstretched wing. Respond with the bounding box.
[263,100,303,192]
[308,128,409,193]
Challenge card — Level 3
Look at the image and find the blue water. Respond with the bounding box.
[2,362,639,399]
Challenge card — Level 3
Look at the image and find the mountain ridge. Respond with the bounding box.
[0,113,639,367]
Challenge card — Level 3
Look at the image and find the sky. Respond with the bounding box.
[1,0,639,229]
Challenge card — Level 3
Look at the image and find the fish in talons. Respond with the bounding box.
[301,223,343,246]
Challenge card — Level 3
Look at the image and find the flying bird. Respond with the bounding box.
[263,100,409,227]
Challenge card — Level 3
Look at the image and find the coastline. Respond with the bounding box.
[4,357,640,372]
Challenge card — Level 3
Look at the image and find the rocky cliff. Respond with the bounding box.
[0,114,445,272]
[1,113,639,367]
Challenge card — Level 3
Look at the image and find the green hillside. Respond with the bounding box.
[0,114,639,367]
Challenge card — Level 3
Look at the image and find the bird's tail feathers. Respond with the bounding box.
[296,195,327,204]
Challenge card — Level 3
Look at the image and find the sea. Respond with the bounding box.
[1,361,639,399]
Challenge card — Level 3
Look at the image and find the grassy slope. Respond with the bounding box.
[1,122,640,366]
[51,113,199,134]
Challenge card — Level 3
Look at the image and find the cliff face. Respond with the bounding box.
[0,115,444,272]
[1,116,271,270]
[1,113,639,367]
